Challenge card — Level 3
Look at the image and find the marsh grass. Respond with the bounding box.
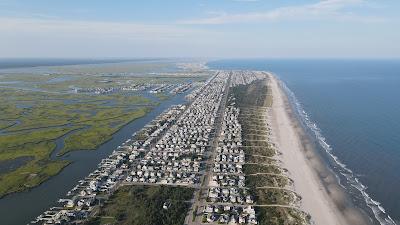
[0,88,152,197]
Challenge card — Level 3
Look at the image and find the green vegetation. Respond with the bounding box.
[0,141,69,197]
[0,127,73,151]
[192,205,198,222]
[154,92,170,101]
[0,84,152,197]
[0,60,212,198]
[246,154,278,164]
[256,207,310,225]
[48,61,173,75]
[246,174,291,188]
[243,146,276,157]
[0,92,151,197]
[86,185,194,225]
[231,78,309,225]
[243,164,283,175]
[60,107,150,155]
[0,121,15,130]
[254,189,301,205]
[231,78,271,108]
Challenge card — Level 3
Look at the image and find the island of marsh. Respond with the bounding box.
[0,88,152,198]
[0,60,211,198]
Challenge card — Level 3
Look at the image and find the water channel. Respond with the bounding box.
[0,92,189,225]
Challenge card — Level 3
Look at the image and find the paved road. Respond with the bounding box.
[184,71,231,225]
[120,181,200,189]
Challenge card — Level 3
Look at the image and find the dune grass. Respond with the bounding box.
[256,207,310,225]
[232,79,309,225]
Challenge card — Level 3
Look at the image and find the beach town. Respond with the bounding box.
[31,70,313,225]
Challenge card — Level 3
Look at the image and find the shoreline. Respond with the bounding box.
[0,91,189,225]
[267,73,372,225]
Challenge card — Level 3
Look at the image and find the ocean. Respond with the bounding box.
[208,59,400,225]
[1,58,398,224]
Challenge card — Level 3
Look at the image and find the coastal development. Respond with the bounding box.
[0,60,209,201]
[31,71,312,225]
[2,0,399,224]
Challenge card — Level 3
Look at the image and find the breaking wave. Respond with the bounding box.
[276,76,397,225]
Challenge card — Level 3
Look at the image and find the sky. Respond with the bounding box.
[0,0,399,58]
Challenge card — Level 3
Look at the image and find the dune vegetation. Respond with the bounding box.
[231,78,310,224]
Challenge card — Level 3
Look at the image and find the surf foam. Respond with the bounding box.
[275,74,396,225]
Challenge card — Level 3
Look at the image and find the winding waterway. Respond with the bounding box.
[0,92,189,225]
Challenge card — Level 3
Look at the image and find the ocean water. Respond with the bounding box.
[208,59,400,225]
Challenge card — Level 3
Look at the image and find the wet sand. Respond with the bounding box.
[267,73,372,225]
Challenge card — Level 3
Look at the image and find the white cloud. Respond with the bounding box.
[0,17,212,40]
[0,1,395,58]
[179,0,384,24]
[0,17,224,57]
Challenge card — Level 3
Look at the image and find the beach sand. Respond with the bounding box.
[267,73,372,225]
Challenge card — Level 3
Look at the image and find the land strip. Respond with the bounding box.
[32,71,229,224]
[31,70,315,225]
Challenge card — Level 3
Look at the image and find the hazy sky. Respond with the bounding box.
[0,0,399,58]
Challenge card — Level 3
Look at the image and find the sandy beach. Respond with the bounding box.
[267,73,371,225]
